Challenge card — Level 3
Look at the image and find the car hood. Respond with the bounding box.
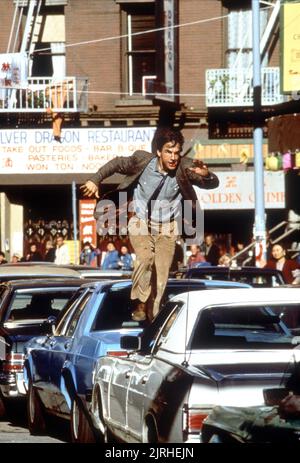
[188,350,300,406]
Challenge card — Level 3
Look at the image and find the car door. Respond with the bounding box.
[126,302,183,441]
[70,292,106,402]
[108,355,135,439]
[46,289,93,414]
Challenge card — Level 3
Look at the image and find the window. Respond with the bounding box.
[121,4,156,95]
[92,286,134,331]
[64,290,93,338]
[190,304,300,350]
[54,288,86,335]
[6,289,76,321]
[227,7,268,69]
[30,8,66,78]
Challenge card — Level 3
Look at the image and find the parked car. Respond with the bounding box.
[0,264,81,282]
[23,278,249,442]
[90,287,300,443]
[2,262,133,281]
[0,278,82,417]
[176,266,285,287]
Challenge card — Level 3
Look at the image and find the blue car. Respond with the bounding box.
[23,278,250,442]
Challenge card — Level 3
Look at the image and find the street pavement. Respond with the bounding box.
[0,401,68,443]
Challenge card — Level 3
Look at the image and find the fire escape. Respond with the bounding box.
[0,0,88,114]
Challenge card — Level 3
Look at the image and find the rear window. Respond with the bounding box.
[92,286,133,331]
[5,290,77,322]
[190,304,300,350]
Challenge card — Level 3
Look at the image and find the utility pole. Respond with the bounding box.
[252,0,267,266]
[72,181,78,264]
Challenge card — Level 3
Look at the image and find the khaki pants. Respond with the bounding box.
[128,216,178,319]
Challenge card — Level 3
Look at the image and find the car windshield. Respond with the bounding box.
[190,304,300,350]
[5,290,77,322]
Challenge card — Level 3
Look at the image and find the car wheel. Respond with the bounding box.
[27,381,46,435]
[70,397,95,443]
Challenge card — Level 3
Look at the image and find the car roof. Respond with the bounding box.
[171,287,300,308]
[76,278,251,292]
[0,264,81,279]
[1,278,83,290]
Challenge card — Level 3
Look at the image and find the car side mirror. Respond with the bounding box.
[120,335,141,351]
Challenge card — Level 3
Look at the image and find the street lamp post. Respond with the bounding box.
[252,0,267,266]
[72,181,78,264]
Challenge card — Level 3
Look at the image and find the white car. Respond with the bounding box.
[90,287,300,443]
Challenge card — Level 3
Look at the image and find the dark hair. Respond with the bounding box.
[152,127,184,153]
[0,251,5,258]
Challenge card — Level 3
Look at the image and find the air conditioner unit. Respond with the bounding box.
[142,75,157,97]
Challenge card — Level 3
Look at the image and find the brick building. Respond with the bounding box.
[0,0,298,258]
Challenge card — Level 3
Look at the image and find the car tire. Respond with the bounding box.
[70,396,95,443]
[27,381,46,435]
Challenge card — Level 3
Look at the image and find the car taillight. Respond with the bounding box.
[107,350,128,357]
[3,352,25,373]
[183,405,210,434]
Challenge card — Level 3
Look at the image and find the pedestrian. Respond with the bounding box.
[81,126,219,322]
[25,243,43,262]
[218,253,231,267]
[118,244,133,270]
[234,240,247,266]
[203,233,220,266]
[80,241,98,266]
[187,244,206,268]
[0,251,7,265]
[11,253,21,263]
[101,242,119,269]
[170,239,184,272]
[54,234,70,265]
[264,243,300,284]
[44,240,56,262]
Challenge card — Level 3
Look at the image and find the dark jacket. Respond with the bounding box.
[89,150,219,238]
[44,248,56,262]
[265,258,300,284]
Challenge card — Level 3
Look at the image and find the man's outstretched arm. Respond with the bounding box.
[80,150,148,198]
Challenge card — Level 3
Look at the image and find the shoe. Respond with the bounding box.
[131,301,147,321]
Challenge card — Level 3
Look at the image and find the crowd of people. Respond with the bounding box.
[1,231,300,284]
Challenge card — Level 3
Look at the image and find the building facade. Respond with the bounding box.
[0,0,297,259]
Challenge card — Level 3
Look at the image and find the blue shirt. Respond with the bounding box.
[101,250,119,270]
[119,253,133,270]
[133,158,182,223]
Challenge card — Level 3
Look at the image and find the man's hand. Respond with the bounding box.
[189,159,210,177]
[80,181,99,198]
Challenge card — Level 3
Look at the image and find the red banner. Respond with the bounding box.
[79,200,97,248]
